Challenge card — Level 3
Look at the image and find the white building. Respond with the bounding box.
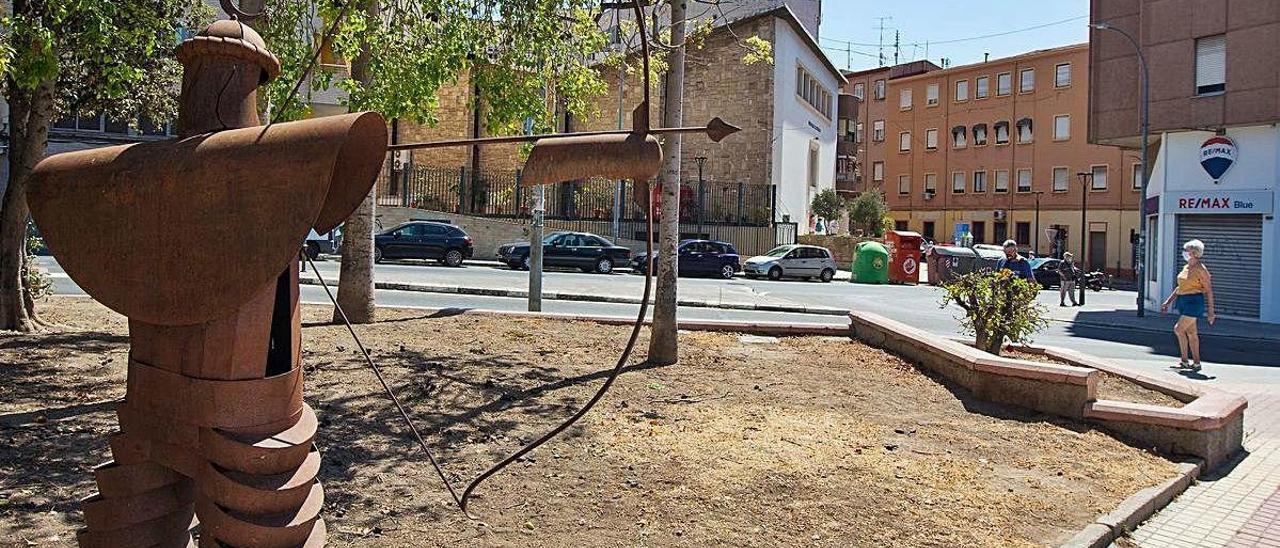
[1145,128,1277,322]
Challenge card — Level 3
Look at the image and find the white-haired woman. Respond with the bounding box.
[1160,239,1215,371]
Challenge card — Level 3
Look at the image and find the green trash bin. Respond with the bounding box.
[850,241,889,284]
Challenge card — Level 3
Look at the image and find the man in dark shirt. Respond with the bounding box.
[996,239,1035,283]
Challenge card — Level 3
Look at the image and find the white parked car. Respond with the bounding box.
[742,244,838,282]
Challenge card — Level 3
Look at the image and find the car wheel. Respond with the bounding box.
[719,264,736,280]
[374,246,383,264]
[444,248,464,267]
[767,266,782,281]
[304,242,321,261]
[819,268,834,283]
[595,257,613,274]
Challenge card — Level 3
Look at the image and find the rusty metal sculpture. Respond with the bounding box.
[26,0,737,543]
[27,18,385,547]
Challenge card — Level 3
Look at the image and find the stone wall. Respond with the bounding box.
[797,234,880,267]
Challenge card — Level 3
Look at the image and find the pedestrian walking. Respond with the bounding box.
[1057,252,1079,306]
[1160,239,1216,371]
[996,239,1036,283]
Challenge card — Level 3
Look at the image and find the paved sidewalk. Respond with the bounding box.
[1127,382,1280,547]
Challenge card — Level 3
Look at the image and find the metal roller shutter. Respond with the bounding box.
[1176,214,1263,318]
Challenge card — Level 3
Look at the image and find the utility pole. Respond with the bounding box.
[526,116,543,312]
[893,30,900,65]
[1033,191,1044,255]
[875,17,891,67]
[613,53,625,243]
[1076,172,1091,306]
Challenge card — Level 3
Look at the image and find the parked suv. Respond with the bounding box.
[742,244,838,282]
[498,231,631,274]
[631,239,741,279]
[373,221,473,266]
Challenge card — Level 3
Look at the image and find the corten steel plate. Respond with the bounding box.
[27,111,387,326]
[521,133,662,187]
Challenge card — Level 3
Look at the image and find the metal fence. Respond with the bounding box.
[376,161,789,255]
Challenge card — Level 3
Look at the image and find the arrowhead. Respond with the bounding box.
[705,117,740,143]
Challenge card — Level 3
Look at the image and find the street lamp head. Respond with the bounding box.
[1091,22,1111,30]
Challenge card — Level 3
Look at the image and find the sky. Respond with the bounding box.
[817,0,1090,72]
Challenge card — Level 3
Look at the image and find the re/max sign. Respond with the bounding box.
[1168,191,1273,215]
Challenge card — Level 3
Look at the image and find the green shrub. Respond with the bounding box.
[940,269,1048,355]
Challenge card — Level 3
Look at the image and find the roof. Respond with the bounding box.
[892,43,1087,84]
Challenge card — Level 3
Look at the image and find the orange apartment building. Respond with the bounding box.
[845,45,1142,275]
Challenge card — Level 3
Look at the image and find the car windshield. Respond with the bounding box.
[763,246,793,258]
[542,233,566,245]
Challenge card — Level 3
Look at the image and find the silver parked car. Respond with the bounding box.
[742,244,838,282]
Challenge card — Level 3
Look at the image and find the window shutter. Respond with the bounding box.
[1196,35,1226,92]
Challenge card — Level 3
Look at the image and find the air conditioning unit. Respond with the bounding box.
[923,191,935,201]
[993,209,1007,220]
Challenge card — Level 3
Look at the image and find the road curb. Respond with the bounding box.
[1060,460,1202,548]
[298,276,850,317]
[1052,316,1278,343]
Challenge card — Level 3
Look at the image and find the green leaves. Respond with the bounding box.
[849,189,890,237]
[940,270,1049,355]
[809,188,845,222]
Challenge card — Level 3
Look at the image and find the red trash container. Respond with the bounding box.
[886,230,924,285]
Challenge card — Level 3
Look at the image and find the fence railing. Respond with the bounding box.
[377,162,776,228]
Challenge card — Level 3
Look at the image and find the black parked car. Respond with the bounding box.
[1030,258,1062,288]
[374,221,473,266]
[631,239,741,279]
[497,231,631,274]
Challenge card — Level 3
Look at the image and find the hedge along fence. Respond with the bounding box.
[797,234,881,267]
[850,310,1246,472]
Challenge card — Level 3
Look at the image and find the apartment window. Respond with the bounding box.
[796,66,833,118]
[898,175,911,195]
[952,172,966,193]
[900,88,913,109]
[1017,169,1032,192]
[872,120,885,141]
[1053,115,1070,140]
[924,173,937,194]
[994,121,1010,145]
[855,122,864,143]
[926,128,938,150]
[995,170,1010,193]
[873,161,884,182]
[1016,222,1031,245]
[1132,163,1143,190]
[899,131,911,152]
[973,123,988,146]
[975,75,990,98]
[852,82,865,100]
[1055,63,1072,87]
[1016,117,1033,143]
[1091,165,1108,190]
[955,80,969,102]
[1195,34,1226,95]
[926,83,939,106]
[1053,167,1069,192]
[951,126,967,148]
[874,79,886,100]
[996,72,1012,96]
[1019,68,1035,93]
[973,171,988,193]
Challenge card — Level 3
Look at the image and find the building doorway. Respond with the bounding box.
[972,221,986,244]
[993,221,1008,245]
[1176,214,1263,318]
[922,221,936,240]
[1088,231,1106,272]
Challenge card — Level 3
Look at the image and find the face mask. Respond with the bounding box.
[1182,251,1192,262]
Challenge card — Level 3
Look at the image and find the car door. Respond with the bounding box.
[579,235,610,268]
[545,234,576,267]
[678,242,701,276]
[779,248,804,276]
[384,225,414,259]
[421,224,448,259]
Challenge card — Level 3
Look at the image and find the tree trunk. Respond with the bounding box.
[331,0,379,325]
[0,77,54,332]
[646,0,686,366]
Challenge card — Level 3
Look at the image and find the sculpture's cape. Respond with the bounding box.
[28,111,387,326]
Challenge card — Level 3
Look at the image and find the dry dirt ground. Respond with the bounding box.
[1002,350,1186,408]
[0,297,1182,547]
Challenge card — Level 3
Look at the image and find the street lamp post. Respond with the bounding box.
[1092,21,1150,317]
[1076,171,1091,306]
[1033,191,1044,255]
[694,156,707,236]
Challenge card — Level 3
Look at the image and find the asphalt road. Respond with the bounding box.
[37,255,1280,388]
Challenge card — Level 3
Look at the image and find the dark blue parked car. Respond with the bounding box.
[631,239,741,279]
[373,221,473,266]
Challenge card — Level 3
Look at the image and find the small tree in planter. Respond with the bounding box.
[810,189,846,226]
[940,270,1048,355]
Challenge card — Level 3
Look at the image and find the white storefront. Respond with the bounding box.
[1145,126,1278,322]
